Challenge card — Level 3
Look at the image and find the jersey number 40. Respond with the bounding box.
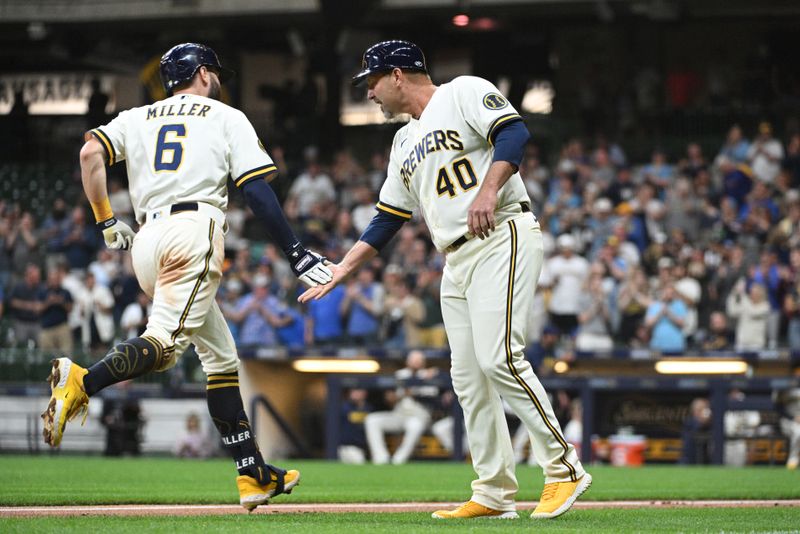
[154,124,186,172]
[437,157,478,198]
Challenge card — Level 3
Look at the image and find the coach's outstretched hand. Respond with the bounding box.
[98,217,136,250]
[298,263,347,302]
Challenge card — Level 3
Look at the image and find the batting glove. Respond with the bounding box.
[97,216,135,250]
[286,243,333,287]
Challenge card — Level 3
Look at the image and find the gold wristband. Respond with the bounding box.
[90,198,114,222]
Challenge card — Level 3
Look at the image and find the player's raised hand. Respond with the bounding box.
[467,186,498,239]
[288,247,333,287]
[298,263,347,303]
[98,217,136,250]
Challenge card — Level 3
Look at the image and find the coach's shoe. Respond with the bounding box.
[237,468,300,511]
[41,358,89,447]
[432,501,518,519]
[531,473,592,519]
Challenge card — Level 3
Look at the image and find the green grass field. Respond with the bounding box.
[1,455,799,533]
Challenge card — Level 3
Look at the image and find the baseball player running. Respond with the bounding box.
[300,40,590,519]
[41,43,332,511]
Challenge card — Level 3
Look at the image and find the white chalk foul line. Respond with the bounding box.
[2,500,800,517]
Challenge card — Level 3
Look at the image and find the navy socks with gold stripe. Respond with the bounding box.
[206,372,274,485]
[82,336,169,396]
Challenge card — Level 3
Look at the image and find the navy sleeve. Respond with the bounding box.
[360,210,406,251]
[491,120,530,169]
[241,178,300,253]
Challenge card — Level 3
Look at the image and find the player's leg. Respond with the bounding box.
[392,412,430,464]
[42,215,220,447]
[433,267,518,517]
[364,411,402,464]
[466,216,589,518]
[192,300,299,510]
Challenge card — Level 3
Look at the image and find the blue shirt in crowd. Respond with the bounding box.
[646,299,687,352]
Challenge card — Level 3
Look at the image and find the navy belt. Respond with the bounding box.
[445,202,531,253]
[170,202,198,214]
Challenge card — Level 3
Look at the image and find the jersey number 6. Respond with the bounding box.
[437,157,478,198]
[154,124,186,172]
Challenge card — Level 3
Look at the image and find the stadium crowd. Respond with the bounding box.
[2,121,800,359]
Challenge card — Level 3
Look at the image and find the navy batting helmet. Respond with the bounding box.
[159,43,234,93]
[352,40,427,86]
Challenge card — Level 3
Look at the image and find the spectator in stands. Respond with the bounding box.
[338,388,373,464]
[769,192,800,253]
[415,266,447,348]
[79,271,115,350]
[717,124,750,164]
[39,264,73,354]
[719,157,754,209]
[784,275,800,350]
[540,234,589,338]
[287,159,336,217]
[382,276,425,349]
[274,301,306,349]
[525,324,561,373]
[673,262,702,344]
[219,278,244,346]
[120,291,150,339]
[680,397,712,464]
[645,283,687,352]
[543,174,582,235]
[225,275,280,351]
[364,350,438,464]
[53,207,100,271]
[701,311,734,350]
[173,412,213,459]
[774,388,800,470]
[639,149,674,191]
[8,263,44,347]
[305,282,346,346]
[107,179,134,227]
[748,249,783,348]
[605,165,636,207]
[5,211,41,278]
[747,121,784,184]
[575,273,613,352]
[678,142,707,179]
[350,186,377,235]
[726,280,770,351]
[341,268,384,345]
[616,266,651,343]
[782,134,800,187]
[88,248,119,288]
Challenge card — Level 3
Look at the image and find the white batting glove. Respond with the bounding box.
[287,244,333,287]
[98,217,135,250]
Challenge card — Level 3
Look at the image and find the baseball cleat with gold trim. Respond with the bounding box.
[41,358,89,447]
[432,500,518,519]
[531,473,592,519]
[237,469,300,511]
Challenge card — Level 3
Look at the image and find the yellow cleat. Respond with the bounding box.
[432,501,518,519]
[41,358,89,447]
[237,469,300,511]
[787,459,798,470]
[531,473,592,519]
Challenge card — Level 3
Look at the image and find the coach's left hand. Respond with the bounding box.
[467,185,498,239]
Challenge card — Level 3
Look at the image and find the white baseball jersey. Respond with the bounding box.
[377,76,531,251]
[90,93,276,224]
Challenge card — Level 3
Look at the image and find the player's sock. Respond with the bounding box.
[206,372,270,484]
[82,336,168,396]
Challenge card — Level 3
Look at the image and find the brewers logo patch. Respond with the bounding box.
[483,93,508,110]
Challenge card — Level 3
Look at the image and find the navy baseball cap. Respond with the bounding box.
[352,40,428,86]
